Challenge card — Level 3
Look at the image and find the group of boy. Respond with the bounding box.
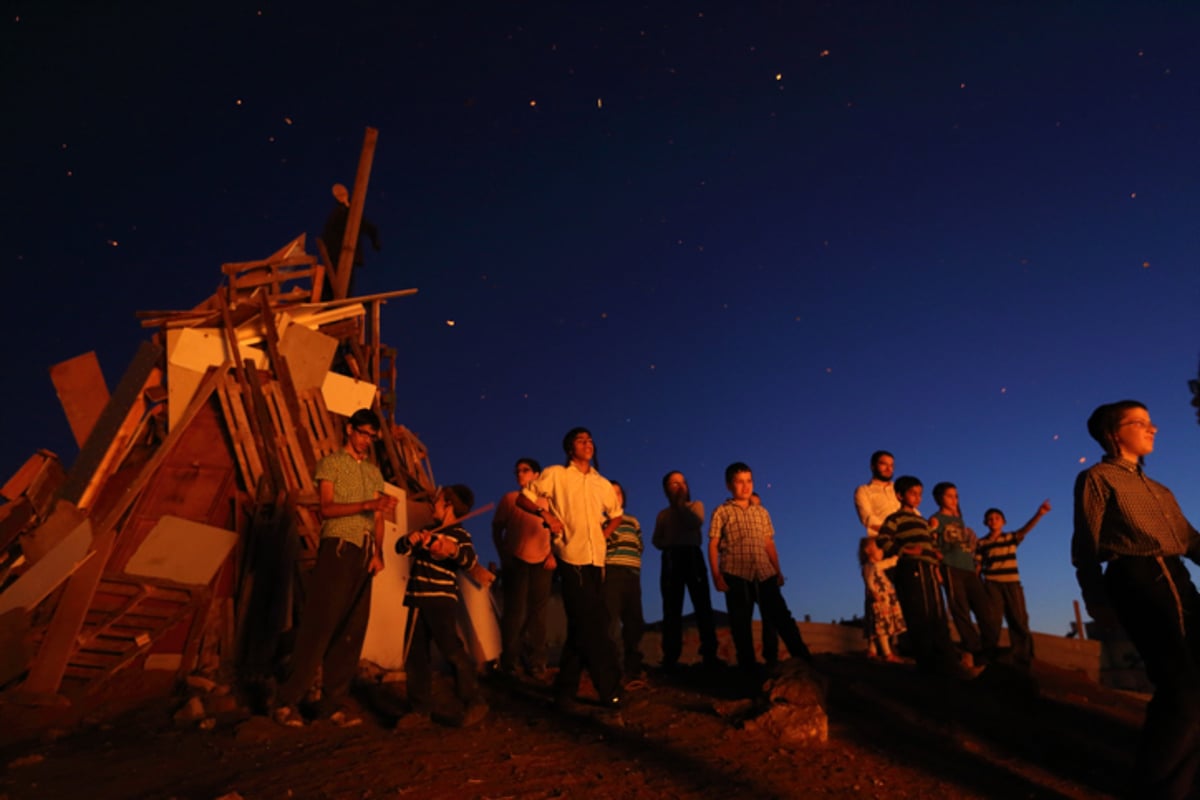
[853,450,1051,676]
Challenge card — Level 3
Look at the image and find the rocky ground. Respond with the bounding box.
[0,651,1146,800]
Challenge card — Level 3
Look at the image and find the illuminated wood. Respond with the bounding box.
[48,352,109,448]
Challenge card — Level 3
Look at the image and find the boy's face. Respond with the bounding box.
[728,470,754,503]
[514,462,538,489]
[900,484,922,511]
[939,486,959,512]
[433,491,449,521]
[345,422,378,458]
[665,472,688,500]
[570,433,595,463]
[984,512,1004,534]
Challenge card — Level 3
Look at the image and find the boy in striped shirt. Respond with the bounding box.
[604,481,645,681]
[978,500,1051,668]
[396,484,489,726]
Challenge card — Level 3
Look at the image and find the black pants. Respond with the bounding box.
[984,580,1033,666]
[554,563,621,703]
[722,573,812,672]
[943,565,997,660]
[604,564,645,676]
[892,558,958,675]
[499,557,554,672]
[405,600,480,711]
[659,547,720,665]
[276,537,373,715]
[1107,555,1200,800]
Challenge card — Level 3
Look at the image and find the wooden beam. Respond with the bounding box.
[48,352,110,448]
[332,127,379,300]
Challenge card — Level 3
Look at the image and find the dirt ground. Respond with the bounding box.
[0,650,1147,800]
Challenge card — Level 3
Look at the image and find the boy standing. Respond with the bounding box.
[708,462,812,680]
[516,427,623,710]
[877,476,963,677]
[604,481,646,681]
[978,501,1051,668]
[929,482,997,668]
[396,484,489,727]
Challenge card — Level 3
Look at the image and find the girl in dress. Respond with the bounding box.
[860,536,905,662]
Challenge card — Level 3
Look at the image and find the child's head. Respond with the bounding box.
[724,462,753,501]
[562,426,598,468]
[437,484,475,521]
[894,475,923,510]
[514,457,541,489]
[983,507,1005,533]
[662,470,689,501]
[611,480,626,509]
[932,482,958,511]
[858,536,881,565]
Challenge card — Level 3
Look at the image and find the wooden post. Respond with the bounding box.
[1074,599,1087,640]
[333,127,379,300]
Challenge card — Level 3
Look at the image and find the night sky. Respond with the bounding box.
[6,2,1200,638]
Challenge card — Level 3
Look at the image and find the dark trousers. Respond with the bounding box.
[944,565,998,659]
[984,580,1033,666]
[723,573,812,672]
[499,557,554,672]
[1107,555,1200,800]
[276,537,373,715]
[405,600,479,711]
[892,558,958,675]
[604,564,645,676]
[554,563,621,703]
[659,547,720,665]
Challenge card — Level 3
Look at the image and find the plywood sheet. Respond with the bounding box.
[49,352,110,448]
[362,483,409,670]
[0,518,93,616]
[278,322,338,393]
[321,371,377,417]
[168,327,267,374]
[123,515,238,587]
[20,500,86,565]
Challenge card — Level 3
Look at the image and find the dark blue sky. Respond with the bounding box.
[5,1,1200,634]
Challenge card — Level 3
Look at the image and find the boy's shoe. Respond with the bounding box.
[329,709,363,728]
[273,705,305,728]
[456,700,489,728]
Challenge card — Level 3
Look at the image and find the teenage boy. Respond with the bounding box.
[929,482,997,668]
[273,408,397,727]
[397,484,489,727]
[492,457,555,678]
[877,476,964,677]
[517,427,623,710]
[978,500,1051,668]
[651,470,721,671]
[708,462,812,680]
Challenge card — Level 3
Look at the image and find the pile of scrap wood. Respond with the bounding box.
[0,225,431,716]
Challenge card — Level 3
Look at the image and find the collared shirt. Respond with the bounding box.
[1072,456,1200,604]
[315,449,383,548]
[652,500,705,549]
[605,515,643,570]
[493,490,551,564]
[709,500,777,582]
[854,481,900,536]
[523,463,622,567]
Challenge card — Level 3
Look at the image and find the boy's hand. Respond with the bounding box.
[1038,499,1052,515]
[543,554,557,571]
[543,513,565,535]
[368,554,385,575]
[776,572,786,586]
[429,535,459,560]
[713,573,728,593]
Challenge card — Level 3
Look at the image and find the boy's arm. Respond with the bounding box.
[766,538,785,586]
[708,535,726,592]
[1013,500,1052,543]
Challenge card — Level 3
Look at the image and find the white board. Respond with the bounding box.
[124,515,238,586]
[321,371,378,417]
[362,484,410,670]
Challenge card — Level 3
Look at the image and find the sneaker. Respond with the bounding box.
[329,710,363,728]
[273,705,305,728]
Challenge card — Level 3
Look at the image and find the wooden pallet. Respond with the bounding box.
[58,574,203,698]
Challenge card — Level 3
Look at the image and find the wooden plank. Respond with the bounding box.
[262,382,314,494]
[0,518,92,615]
[333,127,379,300]
[19,500,86,565]
[48,352,110,448]
[278,318,338,394]
[1,451,48,502]
[215,371,263,492]
[59,340,163,507]
[259,293,317,472]
[123,515,238,586]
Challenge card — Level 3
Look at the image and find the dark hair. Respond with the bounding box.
[348,408,381,429]
[441,484,475,518]
[611,480,627,506]
[515,457,542,473]
[662,470,691,501]
[983,507,1006,523]
[724,461,752,486]
[561,426,599,469]
[932,481,955,507]
[870,450,894,469]
[894,475,922,496]
[1087,400,1148,459]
